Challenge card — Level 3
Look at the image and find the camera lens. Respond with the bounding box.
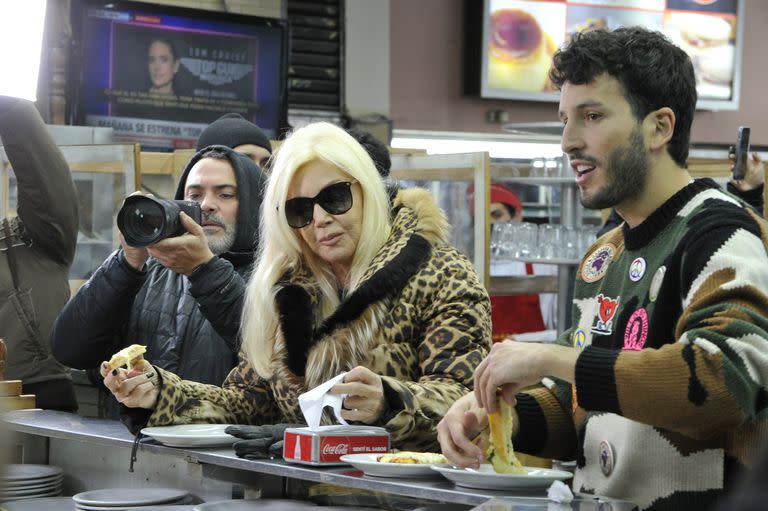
[124,201,164,240]
[117,196,202,247]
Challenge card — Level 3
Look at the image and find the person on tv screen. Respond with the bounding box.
[147,37,179,95]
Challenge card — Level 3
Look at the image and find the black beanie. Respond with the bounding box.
[196,113,272,153]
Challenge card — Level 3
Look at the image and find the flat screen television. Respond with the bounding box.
[466,0,744,111]
[68,0,288,150]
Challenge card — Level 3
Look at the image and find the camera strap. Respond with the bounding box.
[2,218,22,291]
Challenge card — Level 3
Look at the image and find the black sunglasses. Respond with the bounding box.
[283,181,357,228]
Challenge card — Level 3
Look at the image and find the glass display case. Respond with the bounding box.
[391,151,601,336]
[0,143,139,291]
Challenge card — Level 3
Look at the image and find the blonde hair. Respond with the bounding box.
[242,122,391,378]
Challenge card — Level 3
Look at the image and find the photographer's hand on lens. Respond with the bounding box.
[120,232,150,271]
[100,358,159,409]
[225,424,303,459]
[147,212,214,275]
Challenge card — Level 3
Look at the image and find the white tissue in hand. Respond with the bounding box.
[547,480,574,503]
[298,372,348,430]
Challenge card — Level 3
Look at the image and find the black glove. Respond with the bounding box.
[226,424,303,460]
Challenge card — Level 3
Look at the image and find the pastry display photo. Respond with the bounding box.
[486,1,565,93]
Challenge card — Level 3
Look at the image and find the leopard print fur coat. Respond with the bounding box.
[145,188,491,451]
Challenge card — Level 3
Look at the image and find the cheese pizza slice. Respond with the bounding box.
[486,394,526,474]
[378,452,447,464]
[107,344,147,371]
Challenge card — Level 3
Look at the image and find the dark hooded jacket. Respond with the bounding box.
[51,147,266,390]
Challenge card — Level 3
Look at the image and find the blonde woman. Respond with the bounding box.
[102,122,490,451]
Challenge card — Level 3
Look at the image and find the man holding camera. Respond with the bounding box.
[51,146,266,414]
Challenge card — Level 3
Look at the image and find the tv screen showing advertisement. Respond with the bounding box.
[477,0,743,110]
[68,0,288,150]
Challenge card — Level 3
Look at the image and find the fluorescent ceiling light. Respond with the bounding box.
[0,0,47,101]
[391,132,562,160]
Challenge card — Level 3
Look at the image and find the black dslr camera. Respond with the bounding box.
[117,195,202,247]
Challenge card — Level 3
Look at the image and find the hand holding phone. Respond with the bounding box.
[732,126,751,181]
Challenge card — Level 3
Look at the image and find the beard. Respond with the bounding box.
[203,212,237,255]
[578,126,650,210]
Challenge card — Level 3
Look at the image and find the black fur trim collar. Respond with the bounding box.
[277,234,432,376]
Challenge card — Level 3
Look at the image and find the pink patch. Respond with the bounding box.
[623,308,649,351]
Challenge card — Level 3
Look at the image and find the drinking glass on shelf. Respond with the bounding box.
[562,226,579,260]
[514,222,537,259]
[537,223,561,260]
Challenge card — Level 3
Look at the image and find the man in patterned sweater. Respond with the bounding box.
[438,27,768,511]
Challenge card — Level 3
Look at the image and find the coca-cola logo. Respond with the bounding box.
[322,443,349,455]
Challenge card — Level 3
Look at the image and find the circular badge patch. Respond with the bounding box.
[649,265,667,302]
[599,440,615,477]
[573,329,587,350]
[628,257,646,282]
[623,308,649,351]
[582,244,616,283]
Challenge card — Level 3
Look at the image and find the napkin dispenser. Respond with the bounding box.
[283,425,390,465]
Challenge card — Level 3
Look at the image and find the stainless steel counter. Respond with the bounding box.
[2,410,636,510]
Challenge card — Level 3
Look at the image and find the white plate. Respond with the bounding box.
[140,424,237,448]
[430,464,572,490]
[339,453,442,478]
[2,483,61,497]
[73,488,189,507]
[193,499,317,510]
[0,497,76,511]
[75,505,192,511]
[1,465,63,482]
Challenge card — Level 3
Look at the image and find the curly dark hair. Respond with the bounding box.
[549,27,697,167]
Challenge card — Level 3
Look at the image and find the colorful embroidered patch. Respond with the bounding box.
[649,265,667,302]
[590,294,620,336]
[623,308,649,351]
[573,329,587,350]
[581,244,616,283]
[628,257,646,282]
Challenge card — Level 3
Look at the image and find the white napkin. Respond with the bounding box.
[298,372,348,430]
[547,480,574,503]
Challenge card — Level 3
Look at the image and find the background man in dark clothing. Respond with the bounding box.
[0,97,79,411]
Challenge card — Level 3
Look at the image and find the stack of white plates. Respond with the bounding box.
[0,464,64,501]
[72,488,191,511]
[0,497,76,510]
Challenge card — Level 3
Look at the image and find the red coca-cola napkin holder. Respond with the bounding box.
[283,425,390,465]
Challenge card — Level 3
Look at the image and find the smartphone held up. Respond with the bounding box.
[731,126,751,181]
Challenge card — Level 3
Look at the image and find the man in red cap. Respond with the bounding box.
[488,183,556,341]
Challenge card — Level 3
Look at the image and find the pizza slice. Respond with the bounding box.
[107,344,147,371]
[486,394,527,474]
[377,452,447,464]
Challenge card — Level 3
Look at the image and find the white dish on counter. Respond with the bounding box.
[0,497,76,511]
[339,453,442,478]
[430,464,572,490]
[141,424,238,447]
[73,487,189,508]
[1,464,63,482]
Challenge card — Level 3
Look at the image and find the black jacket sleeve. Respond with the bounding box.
[0,98,78,266]
[187,256,246,351]
[51,250,146,368]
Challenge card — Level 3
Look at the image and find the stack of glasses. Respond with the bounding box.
[491,222,599,262]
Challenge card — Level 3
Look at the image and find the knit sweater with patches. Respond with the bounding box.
[514,179,768,511]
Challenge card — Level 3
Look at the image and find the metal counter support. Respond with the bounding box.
[2,410,637,510]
